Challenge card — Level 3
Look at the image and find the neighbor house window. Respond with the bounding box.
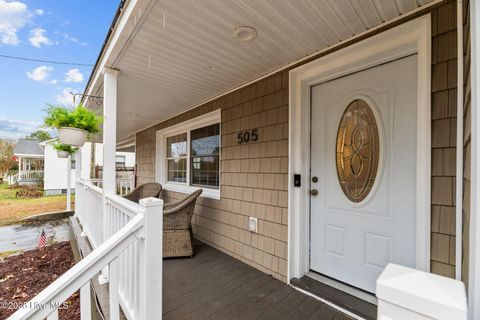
[115,155,126,167]
[157,110,221,199]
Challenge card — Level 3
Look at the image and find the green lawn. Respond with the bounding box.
[0,184,74,226]
[0,183,16,200]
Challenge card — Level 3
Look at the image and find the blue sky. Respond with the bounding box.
[0,0,118,139]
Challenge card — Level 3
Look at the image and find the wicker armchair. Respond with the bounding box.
[163,189,203,258]
[123,182,162,203]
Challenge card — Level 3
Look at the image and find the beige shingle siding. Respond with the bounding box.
[462,0,471,287]
[430,0,458,279]
[136,2,460,283]
[136,72,289,282]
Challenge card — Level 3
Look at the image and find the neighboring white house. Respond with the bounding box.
[91,143,136,168]
[41,140,135,195]
[12,139,45,185]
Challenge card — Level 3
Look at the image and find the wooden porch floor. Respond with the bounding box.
[163,241,353,320]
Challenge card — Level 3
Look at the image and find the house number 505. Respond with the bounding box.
[237,129,258,144]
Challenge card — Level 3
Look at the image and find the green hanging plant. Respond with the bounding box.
[52,142,78,154]
[44,104,103,134]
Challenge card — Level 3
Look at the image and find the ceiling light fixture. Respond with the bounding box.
[234,26,257,42]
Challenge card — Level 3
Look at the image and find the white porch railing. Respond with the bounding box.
[75,180,104,248]
[91,176,135,196]
[9,180,163,320]
[5,173,18,185]
[19,170,44,181]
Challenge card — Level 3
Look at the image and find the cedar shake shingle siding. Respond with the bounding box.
[136,1,460,282]
[430,0,458,278]
[137,73,289,281]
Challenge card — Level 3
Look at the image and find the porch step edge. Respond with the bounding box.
[290,276,377,320]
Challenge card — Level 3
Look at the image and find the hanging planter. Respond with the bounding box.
[53,142,78,159]
[44,104,102,147]
[57,150,70,158]
[58,127,88,147]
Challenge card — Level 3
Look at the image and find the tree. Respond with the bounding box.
[0,139,16,177]
[26,130,52,141]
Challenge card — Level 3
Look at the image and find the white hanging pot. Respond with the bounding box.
[58,127,88,147]
[57,150,69,158]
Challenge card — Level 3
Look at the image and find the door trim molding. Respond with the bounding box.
[287,15,431,283]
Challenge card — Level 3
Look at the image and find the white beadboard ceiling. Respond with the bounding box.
[87,0,434,142]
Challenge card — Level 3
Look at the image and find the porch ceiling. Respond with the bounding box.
[86,0,434,142]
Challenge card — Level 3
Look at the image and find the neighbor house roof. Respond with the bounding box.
[13,139,44,157]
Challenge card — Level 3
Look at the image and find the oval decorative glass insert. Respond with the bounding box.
[336,99,380,203]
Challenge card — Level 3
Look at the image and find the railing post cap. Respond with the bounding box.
[139,197,163,207]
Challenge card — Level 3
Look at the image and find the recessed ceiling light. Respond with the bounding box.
[128,112,138,117]
[234,26,257,42]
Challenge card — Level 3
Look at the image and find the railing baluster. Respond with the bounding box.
[46,309,58,320]
[134,241,139,317]
[109,258,120,320]
[80,282,92,320]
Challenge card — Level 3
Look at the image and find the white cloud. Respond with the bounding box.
[0,118,41,139]
[55,88,76,106]
[64,68,84,83]
[50,79,57,84]
[62,32,87,46]
[0,0,32,45]
[28,27,52,48]
[26,65,53,82]
[34,8,43,16]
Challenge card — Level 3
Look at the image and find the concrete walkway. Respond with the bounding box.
[0,219,70,253]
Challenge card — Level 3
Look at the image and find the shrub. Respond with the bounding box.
[44,104,102,134]
[15,185,44,198]
[52,142,78,154]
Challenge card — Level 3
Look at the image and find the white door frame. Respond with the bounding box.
[469,0,480,318]
[287,15,432,282]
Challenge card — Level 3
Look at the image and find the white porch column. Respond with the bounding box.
[469,1,480,318]
[75,150,82,181]
[102,67,119,199]
[66,155,71,211]
[18,156,22,178]
[98,67,119,284]
[74,150,82,216]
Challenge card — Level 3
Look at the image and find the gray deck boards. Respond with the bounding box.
[163,241,352,320]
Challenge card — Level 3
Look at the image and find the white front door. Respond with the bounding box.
[309,55,418,293]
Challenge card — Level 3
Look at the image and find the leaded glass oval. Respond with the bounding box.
[336,99,379,203]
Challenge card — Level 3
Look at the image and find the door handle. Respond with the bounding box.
[310,189,318,196]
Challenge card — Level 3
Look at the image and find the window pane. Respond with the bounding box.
[166,133,187,158]
[191,124,220,156]
[115,155,126,167]
[191,156,219,188]
[167,158,187,183]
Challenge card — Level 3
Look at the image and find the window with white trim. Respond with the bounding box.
[157,110,221,199]
[165,123,220,188]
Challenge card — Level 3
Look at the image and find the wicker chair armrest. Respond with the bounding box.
[162,189,203,215]
[163,201,180,211]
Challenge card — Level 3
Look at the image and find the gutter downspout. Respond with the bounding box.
[456,0,464,281]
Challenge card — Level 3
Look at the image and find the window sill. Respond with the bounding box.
[162,182,220,200]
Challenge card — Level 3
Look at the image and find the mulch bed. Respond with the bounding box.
[0,242,79,319]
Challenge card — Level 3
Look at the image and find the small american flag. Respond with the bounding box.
[38,229,47,248]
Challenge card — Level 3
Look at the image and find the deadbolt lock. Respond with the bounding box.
[312,176,318,183]
[310,189,318,196]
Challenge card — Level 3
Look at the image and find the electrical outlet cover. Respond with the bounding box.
[248,217,258,233]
